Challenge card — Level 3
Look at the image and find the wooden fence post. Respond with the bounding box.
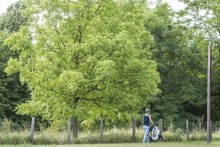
[100,118,104,143]
[159,119,163,137]
[30,117,35,143]
[210,120,212,141]
[186,119,189,141]
[192,120,195,130]
[199,122,202,131]
[67,118,71,144]
[132,117,136,142]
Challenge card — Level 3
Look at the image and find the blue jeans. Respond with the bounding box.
[143,125,150,142]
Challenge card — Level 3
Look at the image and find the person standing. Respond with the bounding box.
[143,108,154,143]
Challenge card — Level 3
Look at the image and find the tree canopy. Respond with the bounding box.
[5,0,160,128]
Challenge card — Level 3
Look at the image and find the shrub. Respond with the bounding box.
[162,129,183,142]
[0,130,29,144]
[0,119,12,133]
[189,130,206,141]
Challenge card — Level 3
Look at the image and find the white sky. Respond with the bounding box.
[163,0,186,11]
[0,0,19,15]
[0,0,186,15]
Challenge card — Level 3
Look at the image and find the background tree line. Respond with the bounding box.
[0,0,219,131]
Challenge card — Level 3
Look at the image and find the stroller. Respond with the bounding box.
[149,125,163,143]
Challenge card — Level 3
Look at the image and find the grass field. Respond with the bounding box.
[1,141,220,147]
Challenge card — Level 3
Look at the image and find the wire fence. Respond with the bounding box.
[1,117,220,144]
[2,117,220,133]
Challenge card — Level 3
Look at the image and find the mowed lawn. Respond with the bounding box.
[2,141,220,147]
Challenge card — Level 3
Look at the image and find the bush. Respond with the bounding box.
[162,130,183,142]
[0,131,29,144]
[0,119,12,133]
[189,130,206,141]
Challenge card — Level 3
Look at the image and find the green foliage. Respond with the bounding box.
[181,0,220,121]
[0,0,27,32]
[144,2,206,123]
[181,0,220,38]
[0,130,29,144]
[0,119,12,133]
[0,0,30,122]
[189,130,206,141]
[5,0,160,128]
[3,0,219,130]
[163,131,183,142]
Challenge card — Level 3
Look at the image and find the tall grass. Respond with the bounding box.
[0,119,220,145]
[0,129,220,144]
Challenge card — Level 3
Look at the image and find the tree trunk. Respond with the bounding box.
[73,117,78,138]
[72,98,79,138]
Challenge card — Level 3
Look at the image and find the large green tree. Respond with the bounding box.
[5,0,160,128]
[0,0,30,122]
